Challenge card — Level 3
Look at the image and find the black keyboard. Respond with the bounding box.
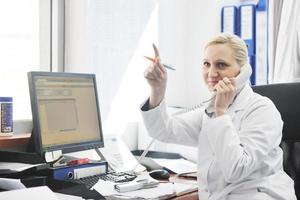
[71,171,137,189]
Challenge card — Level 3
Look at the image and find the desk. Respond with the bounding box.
[0,136,198,199]
[92,172,198,200]
[0,166,198,199]
[0,178,198,200]
[171,192,198,200]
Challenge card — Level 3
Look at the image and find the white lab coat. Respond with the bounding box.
[272,0,300,82]
[140,85,296,200]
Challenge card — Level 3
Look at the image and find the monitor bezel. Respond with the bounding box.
[28,71,105,157]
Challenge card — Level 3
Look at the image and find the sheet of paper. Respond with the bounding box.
[173,182,198,196]
[92,173,152,195]
[0,162,42,172]
[54,192,84,200]
[92,172,197,199]
[0,178,26,190]
[152,158,197,174]
[0,186,59,200]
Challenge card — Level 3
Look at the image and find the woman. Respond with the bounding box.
[140,33,296,200]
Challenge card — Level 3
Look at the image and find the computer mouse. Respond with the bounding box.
[149,169,170,180]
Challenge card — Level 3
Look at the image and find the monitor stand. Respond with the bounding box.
[94,147,105,161]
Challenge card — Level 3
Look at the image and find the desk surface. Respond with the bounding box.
[92,172,198,200]
[171,192,198,200]
[0,135,199,199]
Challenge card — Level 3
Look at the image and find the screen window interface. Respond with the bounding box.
[34,76,102,149]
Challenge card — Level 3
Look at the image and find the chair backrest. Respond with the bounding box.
[252,82,300,198]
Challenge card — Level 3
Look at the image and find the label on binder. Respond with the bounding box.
[0,97,13,136]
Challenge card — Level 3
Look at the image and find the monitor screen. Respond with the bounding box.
[28,72,104,157]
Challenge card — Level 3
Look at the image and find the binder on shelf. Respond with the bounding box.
[221,6,238,35]
[249,55,256,85]
[240,4,256,55]
[240,4,256,85]
[255,0,268,85]
[256,0,267,11]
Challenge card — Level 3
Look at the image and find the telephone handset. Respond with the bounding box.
[233,63,252,91]
[210,63,252,97]
[185,63,252,112]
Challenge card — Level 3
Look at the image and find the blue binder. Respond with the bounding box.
[240,4,256,84]
[256,0,267,11]
[221,6,238,35]
[249,55,256,84]
[240,4,256,56]
[51,161,108,180]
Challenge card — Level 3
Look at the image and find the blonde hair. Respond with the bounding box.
[204,33,248,67]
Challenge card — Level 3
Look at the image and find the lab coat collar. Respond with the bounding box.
[229,84,253,112]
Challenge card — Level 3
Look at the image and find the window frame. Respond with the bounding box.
[15,0,66,133]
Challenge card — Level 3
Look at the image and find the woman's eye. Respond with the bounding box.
[217,62,227,68]
[203,62,210,67]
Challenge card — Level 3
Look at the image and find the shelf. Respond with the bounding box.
[0,133,31,149]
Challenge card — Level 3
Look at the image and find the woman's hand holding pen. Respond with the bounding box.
[144,44,167,109]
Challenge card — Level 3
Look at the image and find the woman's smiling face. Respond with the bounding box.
[202,44,241,92]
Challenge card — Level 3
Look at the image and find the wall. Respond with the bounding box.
[64,0,158,149]
[138,0,221,161]
[184,1,221,107]
[64,1,221,157]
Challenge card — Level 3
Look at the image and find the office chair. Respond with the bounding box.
[252,82,300,199]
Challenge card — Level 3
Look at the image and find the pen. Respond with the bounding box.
[144,56,176,71]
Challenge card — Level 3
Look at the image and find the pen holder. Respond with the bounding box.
[0,97,13,136]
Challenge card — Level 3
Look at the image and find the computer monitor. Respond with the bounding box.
[28,71,104,159]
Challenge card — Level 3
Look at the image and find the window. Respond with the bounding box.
[64,0,159,136]
[0,0,50,120]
